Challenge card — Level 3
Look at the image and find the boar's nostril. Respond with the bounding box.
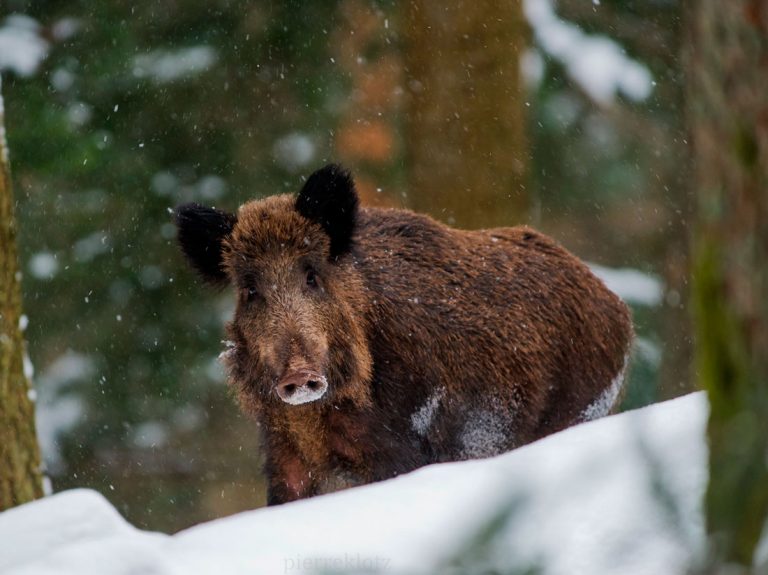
[283,383,297,395]
[307,380,319,390]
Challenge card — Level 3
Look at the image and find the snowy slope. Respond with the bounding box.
[1,393,711,575]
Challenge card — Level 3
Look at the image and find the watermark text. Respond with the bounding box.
[284,553,391,573]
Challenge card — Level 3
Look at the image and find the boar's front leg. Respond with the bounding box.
[264,432,315,505]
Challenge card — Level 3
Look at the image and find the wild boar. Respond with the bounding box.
[175,164,633,504]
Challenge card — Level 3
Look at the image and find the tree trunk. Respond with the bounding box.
[688,1,768,568]
[403,0,528,229]
[332,0,404,210]
[0,78,44,511]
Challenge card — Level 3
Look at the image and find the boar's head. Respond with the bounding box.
[175,164,373,413]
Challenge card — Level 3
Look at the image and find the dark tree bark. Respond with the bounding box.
[0,80,44,510]
[403,0,529,229]
[688,1,768,568]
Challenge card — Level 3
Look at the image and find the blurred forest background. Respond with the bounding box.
[1,0,691,532]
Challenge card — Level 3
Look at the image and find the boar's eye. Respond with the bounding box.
[243,286,261,303]
[305,268,319,289]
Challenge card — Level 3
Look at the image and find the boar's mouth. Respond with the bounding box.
[276,370,329,405]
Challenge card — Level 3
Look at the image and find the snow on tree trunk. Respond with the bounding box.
[0,78,44,510]
[403,0,529,229]
[688,1,768,568]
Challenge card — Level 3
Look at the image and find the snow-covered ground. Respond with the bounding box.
[1,392,730,575]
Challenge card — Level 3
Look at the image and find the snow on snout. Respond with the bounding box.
[217,340,236,362]
[280,375,328,405]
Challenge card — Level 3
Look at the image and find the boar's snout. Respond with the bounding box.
[276,369,328,405]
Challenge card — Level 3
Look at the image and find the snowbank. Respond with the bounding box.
[1,393,710,575]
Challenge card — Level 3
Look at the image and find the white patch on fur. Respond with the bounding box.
[580,354,630,422]
[411,387,445,437]
[460,409,509,459]
[280,376,328,405]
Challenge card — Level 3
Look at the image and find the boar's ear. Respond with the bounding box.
[174,203,237,285]
[295,164,358,259]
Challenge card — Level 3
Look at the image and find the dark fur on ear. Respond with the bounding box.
[295,164,359,259]
[175,203,237,284]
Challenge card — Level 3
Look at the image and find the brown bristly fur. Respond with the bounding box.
[178,166,633,505]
